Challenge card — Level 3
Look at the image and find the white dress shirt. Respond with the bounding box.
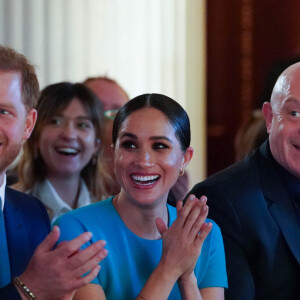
[28,178,96,223]
[0,175,6,211]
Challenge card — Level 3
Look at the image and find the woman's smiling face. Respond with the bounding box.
[38,98,99,179]
[113,107,192,206]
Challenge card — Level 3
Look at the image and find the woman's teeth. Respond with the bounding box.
[131,175,160,185]
[57,147,78,155]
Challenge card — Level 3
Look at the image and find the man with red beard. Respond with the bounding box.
[0,45,107,300]
[186,62,300,300]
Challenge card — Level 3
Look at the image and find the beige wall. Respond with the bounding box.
[0,0,206,190]
[185,0,206,189]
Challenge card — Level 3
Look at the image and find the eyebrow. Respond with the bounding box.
[54,114,92,121]
[120,132,173,143]
[76,116,93,121]
[0,103,16,110]
[284,97,300,105]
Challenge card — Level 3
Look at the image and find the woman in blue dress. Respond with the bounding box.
[54,93,227,300]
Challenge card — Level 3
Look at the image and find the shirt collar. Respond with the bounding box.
[0,175,7,211]
[268,145,300,201]
[32,178,93,222]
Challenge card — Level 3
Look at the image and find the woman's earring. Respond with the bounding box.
[92,152,98,165]
[179,169,185,176]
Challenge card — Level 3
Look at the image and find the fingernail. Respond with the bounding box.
[85,232,93,240]
[99,240,106,246]
[189,195,195,201]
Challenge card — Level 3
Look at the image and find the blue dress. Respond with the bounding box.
[54,197,227,299]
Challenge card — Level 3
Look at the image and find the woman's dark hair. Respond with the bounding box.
[112,93,190,151]
[16,82,111,200]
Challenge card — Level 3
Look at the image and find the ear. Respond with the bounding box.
[262,102,272,134]
[181,147,194,171]
[22,108,37,141]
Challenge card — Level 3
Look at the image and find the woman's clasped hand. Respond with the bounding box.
[156,195,212,282]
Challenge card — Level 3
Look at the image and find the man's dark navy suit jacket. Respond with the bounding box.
[187,141,300,300]
[0,187,50,299]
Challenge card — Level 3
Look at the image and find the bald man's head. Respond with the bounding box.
[262,62,300,179]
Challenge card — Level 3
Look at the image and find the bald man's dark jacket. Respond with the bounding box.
[187,141,300,300]
[0,187,50,299]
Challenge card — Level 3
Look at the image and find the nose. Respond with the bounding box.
[60,121,77,139]
[135,148,154,167]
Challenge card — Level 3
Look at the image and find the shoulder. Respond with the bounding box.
[72,197,114,216]
[54,197,116,244]
[55,197,114,226]
[4,187,50,238]
[198,154,257,188]
[188,148,264,202]
[5,186,48,213]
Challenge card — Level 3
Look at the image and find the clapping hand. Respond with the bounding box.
[18,226,108,300]
[156,194,212,281]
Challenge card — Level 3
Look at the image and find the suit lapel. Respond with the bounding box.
[259,142,300,265]
[4,188,33,276]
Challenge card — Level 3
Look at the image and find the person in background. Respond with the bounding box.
[54,93,227,300]
[186,62,300,299]
[84,76,190,205]
[13,82,110,222]
[233,58,300,163]
[234,109,267,161]
[0,45,107,300]
[84,76,130,196]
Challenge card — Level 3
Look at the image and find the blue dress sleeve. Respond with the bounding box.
[197,220,228,289]
[53,213,92,250]
[53,213,101,285]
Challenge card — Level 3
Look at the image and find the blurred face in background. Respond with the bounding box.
[85,79,129,192]
[38,98,99,179]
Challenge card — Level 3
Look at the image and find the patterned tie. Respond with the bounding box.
[0,197,11,288]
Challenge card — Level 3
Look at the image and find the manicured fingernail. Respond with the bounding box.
[99,240,106,246]
[200,196,207,203]
[85,232,93,239]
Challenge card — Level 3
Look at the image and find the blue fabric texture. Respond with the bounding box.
[54,197,227,299]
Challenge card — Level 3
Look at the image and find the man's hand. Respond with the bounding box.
[18,226,107,300]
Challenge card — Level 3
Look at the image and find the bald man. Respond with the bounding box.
[186,63,300,299]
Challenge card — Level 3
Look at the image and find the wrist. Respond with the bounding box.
[13,276,36,300]
[178,272,197,285]
[156,261,181,283]
[139,263,179,300]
